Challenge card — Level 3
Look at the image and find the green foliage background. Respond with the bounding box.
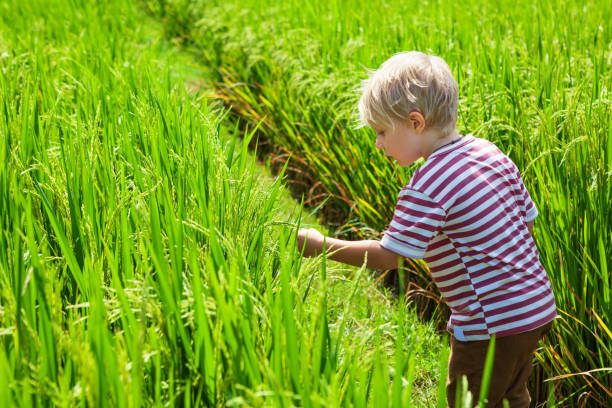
[148,0,612,405]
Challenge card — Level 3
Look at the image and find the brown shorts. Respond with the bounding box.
[446,321,553,408]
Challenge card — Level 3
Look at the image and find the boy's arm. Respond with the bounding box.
[527,220,534,237]
[297,228,403,270]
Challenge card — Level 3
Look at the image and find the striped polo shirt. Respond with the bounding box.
[380,134,557,341]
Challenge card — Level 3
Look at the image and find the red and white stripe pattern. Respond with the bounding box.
[380,135,557,341]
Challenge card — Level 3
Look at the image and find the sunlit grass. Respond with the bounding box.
[149,0,612,405]
[0,0,463,406]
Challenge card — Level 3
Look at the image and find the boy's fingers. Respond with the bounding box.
[297,231,311,257]
[296,228,322,258]
[297,230,310,253]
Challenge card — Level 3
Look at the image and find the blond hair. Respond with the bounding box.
[357,51,458,134]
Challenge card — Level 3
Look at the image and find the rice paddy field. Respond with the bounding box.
[0,0,448,406]
[0,0,610,407]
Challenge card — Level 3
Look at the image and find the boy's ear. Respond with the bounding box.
[408,111,426,133]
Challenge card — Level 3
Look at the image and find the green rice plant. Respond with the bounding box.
[0,0,454,406]
[148,0,612,404]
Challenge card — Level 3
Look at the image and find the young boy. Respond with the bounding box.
[297,51,557,407]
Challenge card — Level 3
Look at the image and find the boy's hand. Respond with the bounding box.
[297,228,324,257]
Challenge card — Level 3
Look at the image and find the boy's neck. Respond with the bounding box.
[423,128,462,160]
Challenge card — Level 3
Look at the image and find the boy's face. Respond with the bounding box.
[372,118,423,167]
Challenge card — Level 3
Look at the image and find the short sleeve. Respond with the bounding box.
[522,185,538,222]
[514,168,538,222]
[380,188,446,259]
